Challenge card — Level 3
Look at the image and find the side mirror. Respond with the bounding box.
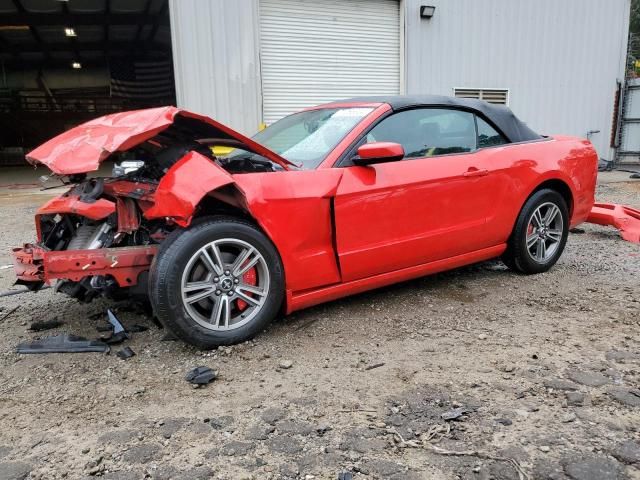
[353,142,405,166]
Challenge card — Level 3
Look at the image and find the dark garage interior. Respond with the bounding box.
[0,0,174,166]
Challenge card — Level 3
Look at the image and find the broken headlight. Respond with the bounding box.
[113,160,145,177]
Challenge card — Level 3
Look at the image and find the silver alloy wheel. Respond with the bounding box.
[180,238,270,331]
[525,202,564,263]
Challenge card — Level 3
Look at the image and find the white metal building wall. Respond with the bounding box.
[259,0,400,125]
[404,0,631,161]
[169,0,262,135]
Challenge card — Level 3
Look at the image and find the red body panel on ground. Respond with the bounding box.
[587,203,640,243]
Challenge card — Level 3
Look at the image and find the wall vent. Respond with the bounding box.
[454,88,509,105]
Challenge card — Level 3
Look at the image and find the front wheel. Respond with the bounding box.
[502,189,569,274]
[149,217,284,349]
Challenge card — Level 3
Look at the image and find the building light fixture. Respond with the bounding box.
[64,27,76,37]
[420,5,436,19]
[72,62,82,69]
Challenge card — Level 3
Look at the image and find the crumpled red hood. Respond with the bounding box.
[26,106,293,174]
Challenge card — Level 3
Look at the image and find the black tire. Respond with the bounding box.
[502,189,569,274]
[149,216,284,349]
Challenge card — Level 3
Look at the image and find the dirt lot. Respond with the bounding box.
[0,173,638,480]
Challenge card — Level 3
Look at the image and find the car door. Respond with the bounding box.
[333,107,500,282]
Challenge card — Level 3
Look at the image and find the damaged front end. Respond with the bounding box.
[12,106,292,302]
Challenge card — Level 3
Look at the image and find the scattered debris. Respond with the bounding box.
[29,317,64,332]
[100,309,130,344]
[569,227,586,234]
[185,366,217,385]
[0,306,20,323]
[365,362,385,371]
[116,346,136,360]
[586,203,640,243]
[17,334,109,354]
[631,172,640,179]
[103,331,128,345]
[441,406,475,421]
[107,309,127,335]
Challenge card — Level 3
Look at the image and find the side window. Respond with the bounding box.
[476,116,508,148]
[366,108,477,159]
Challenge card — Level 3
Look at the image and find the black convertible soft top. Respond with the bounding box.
[340,95,542,144]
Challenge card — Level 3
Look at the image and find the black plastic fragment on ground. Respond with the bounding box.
[102,331,128,345]
[99,309,130,344]
[29,318,64,332]
[116,346,136,360]
[185,366,217,385]
[17,334,109,354]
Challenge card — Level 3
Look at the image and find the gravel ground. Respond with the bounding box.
[0,174,638,480]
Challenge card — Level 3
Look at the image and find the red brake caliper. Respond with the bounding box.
[236,267,257,311]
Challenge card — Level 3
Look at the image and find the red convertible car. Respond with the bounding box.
[12,96,597,348]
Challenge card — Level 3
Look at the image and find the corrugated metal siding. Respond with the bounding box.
[404,0,631,161]
[259,0,400,124]
[169,0,262,135]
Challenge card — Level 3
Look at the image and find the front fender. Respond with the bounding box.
[143,152,346,295]
[143,151,235,226]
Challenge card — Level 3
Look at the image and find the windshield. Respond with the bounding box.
[237,107,373,169]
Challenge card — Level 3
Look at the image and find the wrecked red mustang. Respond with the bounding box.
[12,96,598,348]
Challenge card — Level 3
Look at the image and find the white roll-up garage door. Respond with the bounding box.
[259,0,401,125]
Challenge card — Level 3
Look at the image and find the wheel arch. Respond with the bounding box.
[529,178,574,217]
[505,176,575,245]
[195,185,261,227]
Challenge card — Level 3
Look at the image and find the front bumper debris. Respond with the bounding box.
[12,244,158,287]
[587,203,640,243]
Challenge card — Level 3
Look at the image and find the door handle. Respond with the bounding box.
[463,168,489,178]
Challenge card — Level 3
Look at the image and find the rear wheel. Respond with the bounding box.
[502,189,569,274]
[149,217,284,348]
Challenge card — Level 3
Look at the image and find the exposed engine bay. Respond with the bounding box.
[14,108,289,303]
